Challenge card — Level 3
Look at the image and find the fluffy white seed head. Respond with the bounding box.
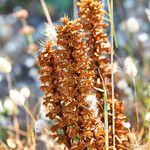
[0,57,11,73]
[145,8,150,22]
[126,17,139,33]
[20,87,30,98]
[34,119,47,133]
[137,33,149,43]
[85,94,99,117]
[123,122,131,129]
[40,103,49,120]
[145,112,150,122]
[117,79,128,90]
[44,23,57,44]
[113,62,118,73]
[4,98,15,112]
[124,87,134,101]
[124,57,137,77]
[7,138,16,149]
[10,89,25,106]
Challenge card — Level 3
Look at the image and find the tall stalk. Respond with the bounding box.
[110,0,116,149]
[6,73,20,140]
[104,88,109,150]
[73,0,78,19]
[98,68,109,150]
[132,77,139,129]
[40,0,53,27]
[148,126,150,150]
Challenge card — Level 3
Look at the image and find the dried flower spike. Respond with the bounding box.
[78,0,128,149]
[38,0,129,149]
[38,18,105,149]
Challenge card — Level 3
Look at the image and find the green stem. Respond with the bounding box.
[104,87,109,150]
[97,68,109,150]
[132,77,139,130]
[110,0,116,149]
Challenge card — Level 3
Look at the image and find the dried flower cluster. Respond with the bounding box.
[78,0,128,149]
[38,18,105,149]
[13,9,36,53]
[38,0,128,149]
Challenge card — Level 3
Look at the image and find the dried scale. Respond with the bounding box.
[78,0,128,149]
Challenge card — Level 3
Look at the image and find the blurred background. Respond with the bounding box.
[0,0,149,149]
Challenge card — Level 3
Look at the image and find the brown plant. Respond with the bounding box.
[38,0,129,149]
[78,0,128,149]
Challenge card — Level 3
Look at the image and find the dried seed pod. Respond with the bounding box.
[13,9,28,20]
[19,25,34,35]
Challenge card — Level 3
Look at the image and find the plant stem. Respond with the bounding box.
[22,104,36,149]
[21,19,34,46]
[97,68,109,150]
[73,0,78,19]
[132,77,139,129]
[40,0,53,27]
[6,73,12,91]
[110,0,116,149]
[13,105,20,140]
[107,0,110,13]
[104,88,109,150]
[148,125,150,150]
[23,105,35,122]
[6,73,20,140]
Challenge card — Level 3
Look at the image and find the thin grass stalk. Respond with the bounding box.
[23,104,36,149]
[2,126,45,141]
[23,105,35,122]
[104,17,110,22]
[21,19,34,47]
[30,122,36,150]
[6,73,20,140]
[22,104,36,149]
[40,0,53,27]
[27,34,34,45]
[25,100,31,145]
[104,88,109,150]
[110,0,116,149]
[97,68,109,150]
[4,126,28,137]
[13,105,20,140]
[73,0,78,19]
[148,126,150,150]
[113,25,118,49]
[107,0,110,13]
[6,73,12,91]
[132,77,139,129]
[104,10,110,17]
[0,139,9,150]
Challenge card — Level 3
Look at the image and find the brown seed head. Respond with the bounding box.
[13,9,28,20]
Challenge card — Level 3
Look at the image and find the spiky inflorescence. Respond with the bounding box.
[77,0,128,149]
[38,18,106,149]
[38,0,129,149]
